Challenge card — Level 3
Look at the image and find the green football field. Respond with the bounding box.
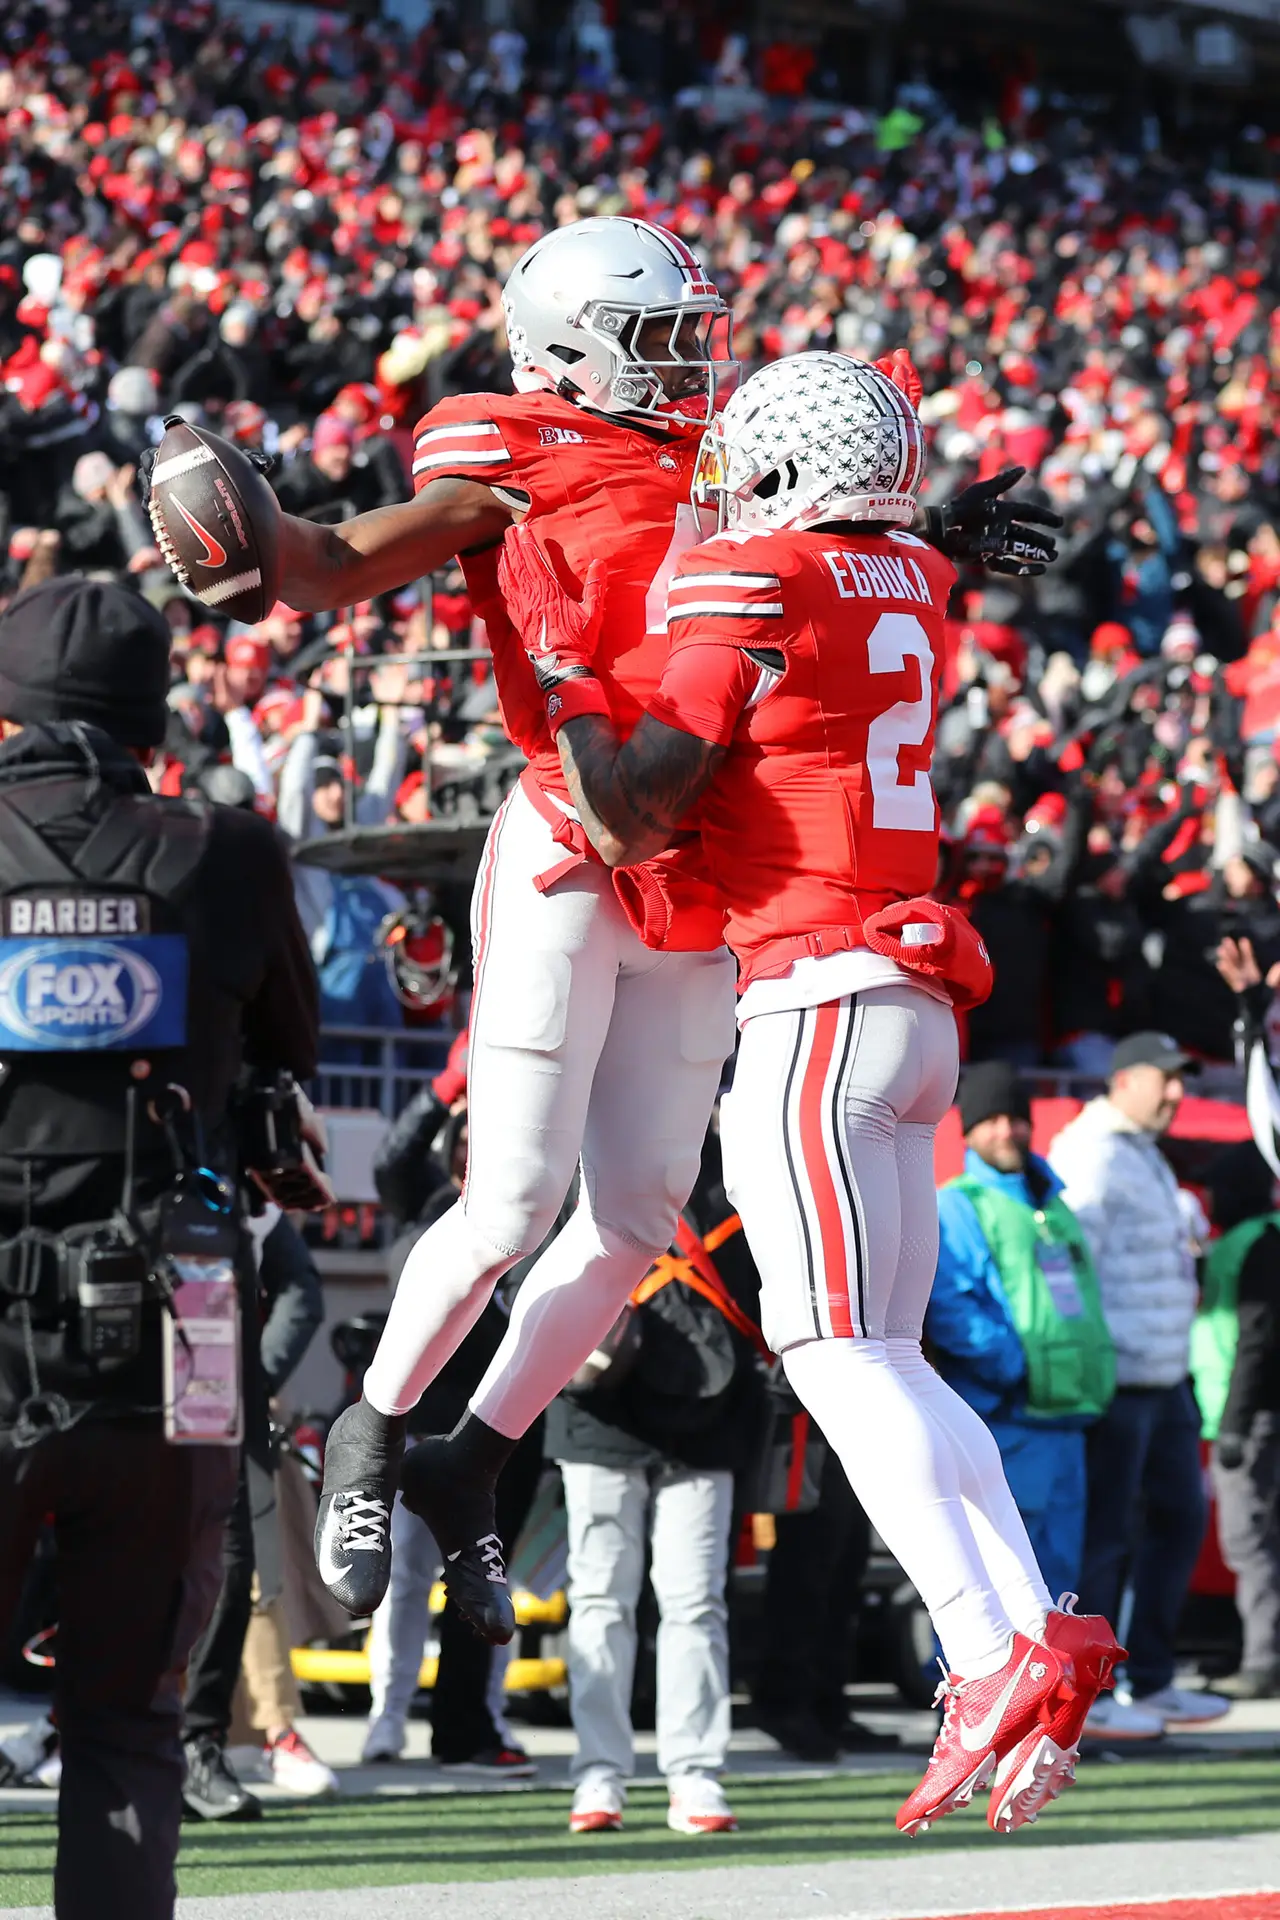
[2,1757,1279,1906]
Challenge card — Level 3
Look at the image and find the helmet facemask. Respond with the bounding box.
[503,218,738,436]
[572,301,735,432]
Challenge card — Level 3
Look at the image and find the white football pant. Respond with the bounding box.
[362,781,737,1438]
[722,984,1053,1676]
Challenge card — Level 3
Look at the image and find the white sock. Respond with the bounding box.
[886,1339,1053,1643]
[469,1206,659,1439]
[363,1199,515,1418]
[783,1337,1016,1676]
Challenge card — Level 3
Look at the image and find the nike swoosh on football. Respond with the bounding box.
[318,1510,353,1587]
[958,1650,1035,1751]
[172,494,229,569]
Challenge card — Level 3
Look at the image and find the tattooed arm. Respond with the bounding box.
[557,714,726,868]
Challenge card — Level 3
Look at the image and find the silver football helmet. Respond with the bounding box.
[503,217,734,434]
[694,352,927,534]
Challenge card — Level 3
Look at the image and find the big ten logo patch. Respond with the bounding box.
[538,426,586,447]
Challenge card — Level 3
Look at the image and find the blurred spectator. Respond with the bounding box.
[278,680,410,1029]
[1194,1143,1280,1699]
[5,0,1280,1067]
[53,454,159,575]
[549,1156,763,1838]
[1049,1034,1230,1731]
[182,1212,330,1821]
[363,1035,543,1775]
[931,1064,1117,1612]
[952,800,1084,1068]
[752,1444,900,1762]
[273,414,405,522]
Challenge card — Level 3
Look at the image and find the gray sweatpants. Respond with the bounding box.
[1214,1414,1280,1675]
[558,1460,733,1785]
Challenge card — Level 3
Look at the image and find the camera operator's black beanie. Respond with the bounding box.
[0,576,171,748]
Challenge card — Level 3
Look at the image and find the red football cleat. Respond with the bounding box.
[987,1595,1126,1834]
[896,1632,1073,1836]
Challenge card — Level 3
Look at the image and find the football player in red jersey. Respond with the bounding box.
[497,353,1122,1836]
[161,217,1059,1649]
[306,220,743,1637]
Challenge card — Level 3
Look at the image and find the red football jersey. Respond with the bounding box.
[411,391,705,801]
[646,526,957,987]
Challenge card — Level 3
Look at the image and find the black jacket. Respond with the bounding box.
[257,1211,325,1398]
[1220,1223,1280,1440]
[272,452,399,522]
[546,1130,765,1475]
[1126,819,1280,1059]
[372,1084,453,1229]
[373,1090,509,1437]
[967,865,1071,1060]
[0,724,318,1420]
[1049,789,1151,1041]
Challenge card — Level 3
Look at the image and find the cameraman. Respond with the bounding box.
[0,577,317,1920]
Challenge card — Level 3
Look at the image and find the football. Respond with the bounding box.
[147,415,283,623]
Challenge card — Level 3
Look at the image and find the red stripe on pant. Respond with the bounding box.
[796,1001,855,1339]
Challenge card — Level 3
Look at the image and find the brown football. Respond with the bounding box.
[148,416,283,623]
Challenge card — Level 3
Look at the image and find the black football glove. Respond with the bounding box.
[136,442,156,511]
[924,466,1063,577]
[138,425,277,512]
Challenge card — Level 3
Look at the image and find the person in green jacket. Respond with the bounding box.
[929,1064,1145,1736]
[1194,1143,1280,1699]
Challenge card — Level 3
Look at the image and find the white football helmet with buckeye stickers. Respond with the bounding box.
[695,351,927,534]
[503,217,734,435]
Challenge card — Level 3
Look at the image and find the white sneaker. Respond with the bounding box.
[361,1713,406,1764]
[667,1774,738,1835]
[569,1771,625,1833]
[0,1717,57,1786]
[1081,1693,1165,1741]
[1128,1683,1232,1726]
[264,1730,339,1796]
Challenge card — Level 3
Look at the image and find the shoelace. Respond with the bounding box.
[928,1659,963,1755]
[336,1492,390,1551]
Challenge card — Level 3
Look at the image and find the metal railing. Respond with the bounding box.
[314,1034,1247,1123]
[312,1022,457,1118]
[1008,1062,1246,1105]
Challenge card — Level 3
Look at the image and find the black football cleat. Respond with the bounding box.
[314,1399,405,1616]
[400,1434,516,1646]
[182,1738,262,1823]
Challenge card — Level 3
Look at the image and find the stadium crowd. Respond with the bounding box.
[5,0,1280,1064]
[0,0,1278,1862]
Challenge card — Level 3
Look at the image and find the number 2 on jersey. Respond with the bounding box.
[865,612,936,833]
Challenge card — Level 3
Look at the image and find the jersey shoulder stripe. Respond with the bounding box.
[666,564,784,625]
[412,418,511,478]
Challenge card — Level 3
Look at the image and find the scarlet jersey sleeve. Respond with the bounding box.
[410,394,521,499]
[646,536,789,743]
[646,643,761,746]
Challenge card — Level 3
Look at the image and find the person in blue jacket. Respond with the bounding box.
[928,1062,1116,1604]
[1100,478,1182,658]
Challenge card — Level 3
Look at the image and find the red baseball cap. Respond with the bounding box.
[312,412,355,453]
[225,636,271,671]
